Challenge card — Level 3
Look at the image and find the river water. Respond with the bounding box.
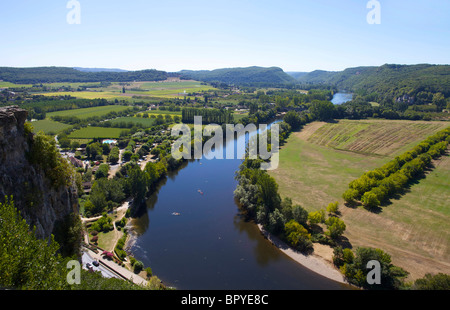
[331,92,353,105]
[128,123,349,290]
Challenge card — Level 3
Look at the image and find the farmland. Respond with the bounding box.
[30,119,72,134]
[307,119,448,156]
[46,105,131,119]
[37,79,216,100]
[68,127,124,139]
[269,119,450,280]
[108,116,156,127]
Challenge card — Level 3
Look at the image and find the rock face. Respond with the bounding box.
[0,106,79,240]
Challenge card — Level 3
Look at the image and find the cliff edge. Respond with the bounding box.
[0,106,79,240]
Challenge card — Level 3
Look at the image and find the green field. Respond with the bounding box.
[47,105,130,119]
[0,81,33,88]
[30,119,72,134]
[68,127,124,139]
[38,80,216,100]
[147,110,182,115]
[39,91,127,100]
[108,116,156,127]
[269,119,450,280]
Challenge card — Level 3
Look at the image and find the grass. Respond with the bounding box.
[29,119,72,134]
[47,105,130,120]
[69,127,124,139]
[38,80,216,99]
[108,116,156,127]
[307,119,449,156]
[269,119,450,281]
[0,81,33,88]
[147,110,182,115]
[39,91,127,100]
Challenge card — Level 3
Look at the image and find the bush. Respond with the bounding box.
[413,273,450,290]
[284,220,313,253]
[134,260,144,274]
[324,217,346,240]
[326,201,339,215]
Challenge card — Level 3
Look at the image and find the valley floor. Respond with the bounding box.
[269,119,450,281]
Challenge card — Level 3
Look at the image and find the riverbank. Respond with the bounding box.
[257,224,347,285]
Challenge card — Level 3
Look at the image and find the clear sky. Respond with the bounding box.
[1,0,449,72]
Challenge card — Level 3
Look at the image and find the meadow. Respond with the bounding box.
[108,116,156,127]
[30,119,72,134]
[269,119,450,280]
[68,127,124,139]
[46,105,131,119]
[38,79,216,100]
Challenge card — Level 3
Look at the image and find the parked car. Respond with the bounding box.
[93,260,99,267]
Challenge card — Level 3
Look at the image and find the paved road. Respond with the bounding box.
[82,251,121,279]
[81,248,148,286]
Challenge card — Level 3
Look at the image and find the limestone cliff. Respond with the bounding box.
[0,106,79,240]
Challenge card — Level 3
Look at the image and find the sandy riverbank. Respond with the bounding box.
[257,224,347,285]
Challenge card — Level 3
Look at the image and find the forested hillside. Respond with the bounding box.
[179,66,296,86]
[296,64,450,104]
[0,67,168,84]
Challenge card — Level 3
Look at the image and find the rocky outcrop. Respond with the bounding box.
[0,106,79,240]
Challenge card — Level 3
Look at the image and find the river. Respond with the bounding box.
[331,92,353,105]
[128,123,349,290]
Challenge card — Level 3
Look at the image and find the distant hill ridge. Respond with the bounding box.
[178,66,297,85]
[0,66,168,84]
[294,64,450,97]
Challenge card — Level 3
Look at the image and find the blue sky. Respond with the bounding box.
[0,0,449,72]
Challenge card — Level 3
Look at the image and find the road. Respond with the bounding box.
[82,251,121,279]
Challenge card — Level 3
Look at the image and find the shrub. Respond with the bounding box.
[134,260,144,274]
[308,210,326,225]
[284,220,313,253]
[326,201,339,215]
[324,217,346,240]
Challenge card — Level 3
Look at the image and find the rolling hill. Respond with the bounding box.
[179,66,296,85]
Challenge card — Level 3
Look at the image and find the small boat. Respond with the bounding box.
[172,212,180,216]
[198,189,204,195]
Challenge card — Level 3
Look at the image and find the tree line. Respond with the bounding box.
[181,107,234,124]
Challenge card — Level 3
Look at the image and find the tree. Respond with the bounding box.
[341,247,409,289]
[413,273,450,290]
[133,260,144,274]
[256,172,281,215]
[326,201,339,215]
[267,209,285,234]
[0,197,69,290]
[284,220,313,253]
[310,100,335,121]
[283,111,302,130]
[308,209,326,225]
[95,163,110,180]
[325,216,346,240]
[361,191,381,209]
[292,204,309,226]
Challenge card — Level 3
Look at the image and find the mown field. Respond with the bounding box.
[269,119,450,280]
[307,119,447,156]
[68,127,124,139]
[46,105,131,119]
